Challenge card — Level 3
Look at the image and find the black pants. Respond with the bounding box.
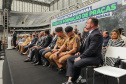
[24,44,34,52]
[13,39,16,47]
[28,48,36,61]
[66,55,102,82]
[39,49,52,64]
[34,47,43,63]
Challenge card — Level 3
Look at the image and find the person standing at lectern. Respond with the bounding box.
[12,29,17,49]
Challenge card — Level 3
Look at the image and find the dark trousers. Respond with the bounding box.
[35,47,43,63]
[66,55,102,82]
[29,48,36,61]
[39,49,52,64]
[13,39,16,47]
[24,46,28,52]
[24,44,34,52]
[28,44,34,48]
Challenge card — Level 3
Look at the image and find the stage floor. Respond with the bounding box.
[4,49,67,84]
[3,49,126,84]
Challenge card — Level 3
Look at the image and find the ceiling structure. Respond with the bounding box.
[2,0,55,11]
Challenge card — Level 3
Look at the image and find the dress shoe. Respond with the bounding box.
[48,64,55,69]
[22,53,28,55]
[43,62,49,67]
[31,61,38,64]
[34,62,42,66]
[58,67,65,74]
[62,82,74,84]
[24,59,31,62]
[20,52,24,55]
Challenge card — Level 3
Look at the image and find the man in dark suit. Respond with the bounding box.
[12,29,17,48]
[23,34,38,55]
[39,31,58,67]
[34,29,52,66]
[62,17,103,84]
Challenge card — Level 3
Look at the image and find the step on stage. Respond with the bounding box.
[3,49,126,84]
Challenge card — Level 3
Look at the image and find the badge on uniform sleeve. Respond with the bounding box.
[76,39,79,42]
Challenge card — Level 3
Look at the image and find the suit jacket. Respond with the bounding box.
[38,36,45,47]
[13,32,17,40]
[40,35,52,48]
[36,37,43,46]
[79,28,103,59]
[30,37,38,45]
[48,35,58,49]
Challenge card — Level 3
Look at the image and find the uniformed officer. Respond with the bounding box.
[53,26,80,72]
[44,27,67,67]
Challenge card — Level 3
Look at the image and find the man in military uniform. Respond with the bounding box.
[44,27,67,67]
[54,26,80,72]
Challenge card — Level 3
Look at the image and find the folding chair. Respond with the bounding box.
[93,47,126,84]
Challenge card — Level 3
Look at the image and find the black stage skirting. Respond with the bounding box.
[3,49,126,84]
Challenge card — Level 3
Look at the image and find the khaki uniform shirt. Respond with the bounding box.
[63,34,80,52]
[56,34,67,49]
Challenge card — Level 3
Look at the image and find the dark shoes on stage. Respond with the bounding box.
[48,64,55,69]
[31,61,37,64]
[43,62,49,67]
[62,82,75,84]
[24,58,31,62]
[58,67,65,74]
[24,59,31,62]
[13,47,16,49]
[20,52,24,55]
[34,62,42,66]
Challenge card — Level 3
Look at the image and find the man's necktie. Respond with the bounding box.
[82,33,90,47]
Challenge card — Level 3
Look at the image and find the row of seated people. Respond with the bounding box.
[23,17,103,84]
[15,17,126,84]
[21,27,80,72]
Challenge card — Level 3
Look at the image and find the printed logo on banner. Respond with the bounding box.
[122,0,126,5]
